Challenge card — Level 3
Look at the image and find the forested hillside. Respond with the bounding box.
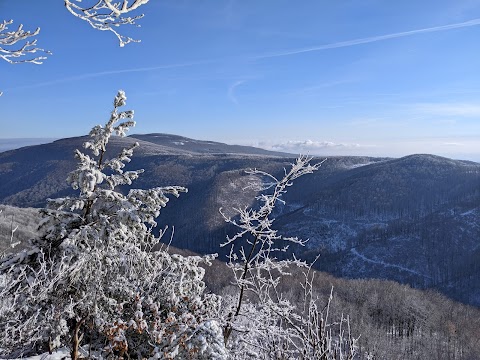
[0,137,479,307]
[2,206,480,360]
[3,1,480,358]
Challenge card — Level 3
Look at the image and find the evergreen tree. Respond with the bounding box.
[0,91,226,359]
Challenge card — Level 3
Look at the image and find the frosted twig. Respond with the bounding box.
[0,19,50,96]
[64,0,149,47]
[0,20,50,65]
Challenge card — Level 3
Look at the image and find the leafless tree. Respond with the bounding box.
[220,158,358,359]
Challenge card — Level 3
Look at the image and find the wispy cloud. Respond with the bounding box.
[442,142,464,147]
[255,18,480,59]
[227,80,246,104]
[348,118,385,127]
[250,136,480,161]
[10,17,480,92]
[5,60,217,92]
[414,103,480,117]
[266,140,371,154]
[437,119,458,125]
[275,140,362,149]
[285,78,358,97]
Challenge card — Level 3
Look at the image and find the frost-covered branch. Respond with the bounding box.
[0,19,50,96]
[219,157,358,358]
[64,0,150,47]
[102,0,151,15]
[221,156,325,345]
[1,1,149,96]
[0,20,49,65]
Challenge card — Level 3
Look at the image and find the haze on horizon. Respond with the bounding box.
[1,1,480,161]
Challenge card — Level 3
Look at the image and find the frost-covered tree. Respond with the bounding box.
[220,159,358,359]
[0,91,227,359]
[0,92,358,359]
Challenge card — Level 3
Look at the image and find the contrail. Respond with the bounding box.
[5,59,217,92]
[256,18,480,59]
[7,18,480,91]
[227,80,246,104]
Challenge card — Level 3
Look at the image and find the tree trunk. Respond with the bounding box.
[71,317,87,360]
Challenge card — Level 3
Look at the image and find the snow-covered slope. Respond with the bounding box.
[0,137,479,306]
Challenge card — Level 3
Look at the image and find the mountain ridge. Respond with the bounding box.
[0,134,479,306]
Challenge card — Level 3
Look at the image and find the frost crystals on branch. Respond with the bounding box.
[220,156,358,359]
[0,90,227,359]
[0,20,50,96]
[64,0,150,47]
[0,20,49,65]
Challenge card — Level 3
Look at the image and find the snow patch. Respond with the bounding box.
[460,209,476,216]
[350,248,431,279]
[346,161,375,169]
[8,348,70,360]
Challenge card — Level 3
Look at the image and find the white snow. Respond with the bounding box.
[344,161,375,169]
[460,209,476,216]
[8,348,69,360]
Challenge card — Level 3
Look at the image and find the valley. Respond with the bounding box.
[1,134,479,307]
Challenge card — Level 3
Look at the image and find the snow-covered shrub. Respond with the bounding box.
[0,90,358,359]
[0,91,226,359]
[220,158,358,359]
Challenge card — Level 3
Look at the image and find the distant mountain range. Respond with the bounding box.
[0,134,479,306]
[0,138,57,152]
[129,133,293,156]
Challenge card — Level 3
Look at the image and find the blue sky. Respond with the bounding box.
[1,0,480,161]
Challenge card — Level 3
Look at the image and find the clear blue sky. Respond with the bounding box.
[2,0,480,160]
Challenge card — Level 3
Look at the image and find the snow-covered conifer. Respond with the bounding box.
[0,91,226,359]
